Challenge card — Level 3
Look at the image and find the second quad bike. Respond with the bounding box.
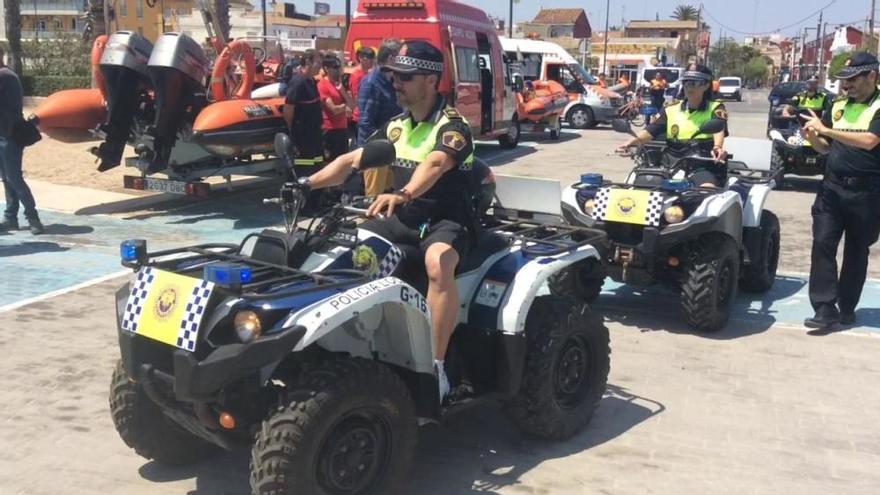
[557,119,781,333]
[109,137,611,494]
[767,110,826,189]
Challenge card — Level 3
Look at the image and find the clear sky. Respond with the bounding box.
[287,0,873,40]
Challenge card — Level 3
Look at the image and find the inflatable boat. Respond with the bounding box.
[517,80,568,122]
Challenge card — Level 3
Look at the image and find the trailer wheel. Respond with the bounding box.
[499,115,520,148]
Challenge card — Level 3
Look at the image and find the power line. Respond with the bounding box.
[702,0,837,36]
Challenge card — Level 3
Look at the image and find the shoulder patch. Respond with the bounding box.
[443,107,462,120]
[388,126,402,143]
[441,130,467,151]
[714,107,728,120]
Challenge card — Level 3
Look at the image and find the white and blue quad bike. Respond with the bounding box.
[557,118,781,333]
[109,136,611,494]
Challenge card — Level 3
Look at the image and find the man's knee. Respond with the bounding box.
[424,243,459,285]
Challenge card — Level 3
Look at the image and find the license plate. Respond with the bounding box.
[144,177,187,194]
[595,188,662,226]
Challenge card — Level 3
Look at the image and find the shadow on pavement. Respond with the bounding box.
[121,189,281,232]
[138,384,662,494]
[40,223,95,235]
[476,144,539,166]
[599,275,807,340]
[780,176,821,194]
[0,241,70,257]
[408,384,663,493]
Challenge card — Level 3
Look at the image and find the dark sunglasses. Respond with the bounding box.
[392,72,429,82]
[682,80,707,88]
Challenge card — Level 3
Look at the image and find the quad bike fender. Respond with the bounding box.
[669,191,743,243]
[282,277,435,374]
[468,244,603,334]
[741,183,773,228]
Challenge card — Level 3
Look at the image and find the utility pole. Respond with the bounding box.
[814,11,822,78]
[602,0,611,74]
[508,0,513,38]
[818,21,827,83]
[871,0,877,54]
[696,3,703,63]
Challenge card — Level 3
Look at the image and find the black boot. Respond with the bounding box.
[27,216,44,235]
[0,216,19,231]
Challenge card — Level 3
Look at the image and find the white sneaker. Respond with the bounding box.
[435,361,450,402]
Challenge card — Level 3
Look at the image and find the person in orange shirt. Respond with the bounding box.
[597,73,607,88]
[649,71,668,109]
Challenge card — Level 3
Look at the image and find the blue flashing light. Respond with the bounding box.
[204,263,253,287]
[662,179,690,193]
[580,173,604,187]
[120,239,147,265]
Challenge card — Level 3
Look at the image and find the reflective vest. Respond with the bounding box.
[796,92,826,111]
[384,105,475,223]
[666,100,722,142]
[830,93,880,132]
[385,108,474,176]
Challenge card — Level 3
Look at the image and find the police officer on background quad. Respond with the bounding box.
[616,65,730,188]
[801,52,880,330]
[782,75,829,119]
[292,40,475,401]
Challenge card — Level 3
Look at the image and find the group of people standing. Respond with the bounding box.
[282,40,406,206]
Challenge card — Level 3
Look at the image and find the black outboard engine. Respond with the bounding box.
[94,31,153,172]
[142,32,209,173]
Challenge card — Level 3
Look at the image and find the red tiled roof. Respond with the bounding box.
[532,8,584,25]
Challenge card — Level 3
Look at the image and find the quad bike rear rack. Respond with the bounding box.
[487,219,608,257]
[129,242,369,300]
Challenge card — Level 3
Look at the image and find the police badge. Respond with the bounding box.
[388,127,402,143]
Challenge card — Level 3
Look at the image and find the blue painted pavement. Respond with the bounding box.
[0,192,281,307]
[1,196,878,332]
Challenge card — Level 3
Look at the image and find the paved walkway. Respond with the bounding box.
[1,278,878,495]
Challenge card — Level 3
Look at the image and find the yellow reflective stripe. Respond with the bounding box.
[293,157,324,165]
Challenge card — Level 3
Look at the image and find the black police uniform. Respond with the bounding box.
[807,53,880,327]
[361,40,477,258]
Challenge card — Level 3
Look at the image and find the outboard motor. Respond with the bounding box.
[142,32,209,173]
[94,31,153,172]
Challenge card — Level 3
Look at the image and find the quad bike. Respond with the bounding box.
[557,119,781,333]
[767,109,826,190]
[109,137,611,494]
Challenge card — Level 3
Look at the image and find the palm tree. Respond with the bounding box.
[4,0,23,74]
[671,4,699,21]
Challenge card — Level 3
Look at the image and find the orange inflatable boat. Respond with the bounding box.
[190,97,287,157]
[517,80,568,122]
[31,88,107,143]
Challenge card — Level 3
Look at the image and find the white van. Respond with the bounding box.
[638,66,684,103]
[717,77,743,102]
[500,37,623,129]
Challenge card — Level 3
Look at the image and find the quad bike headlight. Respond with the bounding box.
[234,310,262,343]
[663,206,685,224]
[584,199,596,216]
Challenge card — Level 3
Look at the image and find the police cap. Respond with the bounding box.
[380,40,444,75]
[835,52,879,80]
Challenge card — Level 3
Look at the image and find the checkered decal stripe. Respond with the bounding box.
[177,280,214,352]
[392,158,420,169]
[645,192,665,226]
[591,188,611,219]
[393,55,444,73]
[121,267,155,334]
[376,245,403,280]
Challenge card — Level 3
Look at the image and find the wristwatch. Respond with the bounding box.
[297,176,312,192]
[395,187,413,203]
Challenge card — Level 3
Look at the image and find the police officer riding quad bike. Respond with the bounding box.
[766,77,830,189]
[109,136,611,494]
[558,118,781,333]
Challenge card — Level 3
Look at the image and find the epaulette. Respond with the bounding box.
[443,107,463,120]
[831,94,847,103]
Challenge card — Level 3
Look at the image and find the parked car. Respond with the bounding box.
[717,77,743,101]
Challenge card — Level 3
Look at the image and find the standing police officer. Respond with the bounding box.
[801,52,880,329]
[293,40,475,401]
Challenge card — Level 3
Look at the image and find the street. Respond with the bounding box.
[1,89,879,494]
